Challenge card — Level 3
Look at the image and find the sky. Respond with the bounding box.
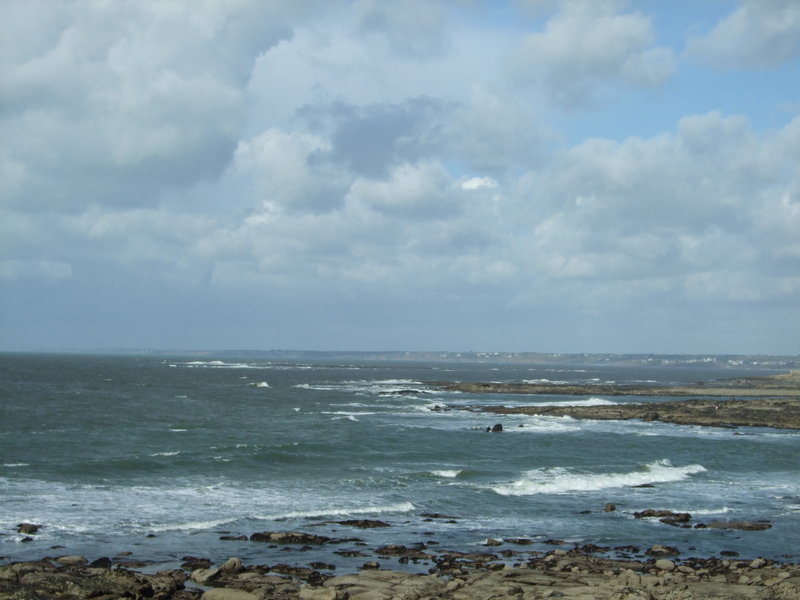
[1,0,799,355]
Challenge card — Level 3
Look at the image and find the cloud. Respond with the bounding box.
[0,0,312,211]
[300,98,447,179]
[685,0,800,69]
[352,0,450,58]
[508,1,675,109]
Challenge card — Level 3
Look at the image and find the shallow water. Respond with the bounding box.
[1,354,798,571]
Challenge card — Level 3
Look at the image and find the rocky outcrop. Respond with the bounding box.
[3,551,800,600]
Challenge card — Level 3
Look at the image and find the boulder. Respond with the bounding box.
[218,557,243,574]
[654,559,675,572]
[202,589,259,600]
[605,503,617,512]
[17,523,39,535]
[491,423,503,432]
[89,557,112,569]
[55,556,88,566]
[646,545,679,556]
[191,567,220,584]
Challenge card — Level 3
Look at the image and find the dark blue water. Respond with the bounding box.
[1,354,798,571]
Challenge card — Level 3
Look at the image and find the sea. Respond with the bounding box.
[1,353,799,572]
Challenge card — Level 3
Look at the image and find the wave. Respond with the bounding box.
[534,397,617,407]
[254,501,415,521]
[151,451,180,457]
[490,459,707,496]
[430,470,462,478]
[2,463,29,467]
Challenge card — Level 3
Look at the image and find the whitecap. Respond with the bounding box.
[151,451,180,457]
[490,459,707,496]
[254,501,415,521]
[430,470,462,478]
[169,429,187,432]
[2,463,29,467]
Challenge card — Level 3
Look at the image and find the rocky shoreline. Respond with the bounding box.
[3,541,799,600]
[436,371,800,430]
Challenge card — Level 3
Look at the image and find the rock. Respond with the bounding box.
[361,561,380,570]
[218,557,243,574]
[191,567,220,584]
[299,587,337,600]
[335,519,390,528]
[750,558,766,569]
[250,531,333,544]
[506,538,533,545]
[484,538,503,546]
[654,559,675,571]
[55,555,88,566]
[17,523,39,534]
[202,589,258,600]
[89,557,112,569]
[182,558,212,570]
[646,545,679,556]
[634,509,690,521]
[270,564,323,584]
[219,535,248,541]
[491,423,503,432]
[708,520,772,531]
[605,503,617,512]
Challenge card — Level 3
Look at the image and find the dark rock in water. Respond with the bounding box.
[308,562,335,571]
[483,538,502,546]
[708,520,771,531]
[20,537,33,543]
[335,519,390,529]
[578,544,611,553]
[633,484,655,488]
[694,523,708,529]
[506,538,533,545]
[543,539,567,545]
[614,545,641,553]
[220,535,248,541]
[181,558,212,570]
[646,545,680,556]
[361,561,380,570]
[333,550,369,557]
[720,550,740,556]
[491,423,503,432]
[604,503,616,512]
[250,531,332,544]
[420,513,459,520]
[17,523,39,534]
[146,534,156,538]
[634,510,691,524]
[89,557,112,569]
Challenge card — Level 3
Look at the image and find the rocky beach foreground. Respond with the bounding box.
[438,371,800,430]
[3,543,800,600]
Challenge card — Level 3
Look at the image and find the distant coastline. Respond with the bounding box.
[439,371,800,430]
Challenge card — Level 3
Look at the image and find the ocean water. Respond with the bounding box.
[1,354,798,572]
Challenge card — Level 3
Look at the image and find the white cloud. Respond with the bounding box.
[0,0,312,210]
[462,176,498,190]
[509,1,675,108]
[353,0,450,58]
[685,0,800,69]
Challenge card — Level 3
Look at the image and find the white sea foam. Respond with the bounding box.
[151,451,180,457]
[169,429,187,432]
[2,463,29,467]
[430,470,462,478]
[490,459,707,496]
[533,397,617,407]
[247,381,269,387]
[254,501,415,521]
[145,518,238,533]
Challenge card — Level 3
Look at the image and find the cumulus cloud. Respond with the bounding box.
[0,0,314,211]
[509,1,675,108]
[686,0,800,69]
